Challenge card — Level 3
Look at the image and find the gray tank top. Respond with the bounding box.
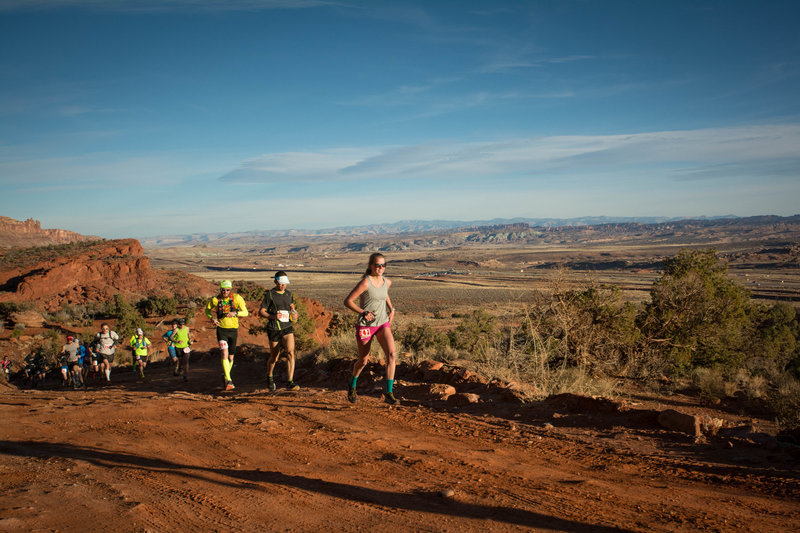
[64,341,80,362]
[358,276,389,327]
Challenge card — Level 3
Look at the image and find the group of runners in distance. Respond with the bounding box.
[15,253,399,404]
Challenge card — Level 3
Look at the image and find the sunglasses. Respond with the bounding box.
[221,288,232,292]
[372,263,386,268]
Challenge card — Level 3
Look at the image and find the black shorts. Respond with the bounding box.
[69,361,81,370]
[267,325,294,343]
[216,328,239,355]
[96,353,115,364]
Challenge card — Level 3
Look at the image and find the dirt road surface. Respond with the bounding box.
[1,354,798,532]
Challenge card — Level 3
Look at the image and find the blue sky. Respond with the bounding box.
[1,0,798,238]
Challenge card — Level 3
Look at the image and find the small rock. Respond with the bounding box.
[439,488,455,498]
[449,367,472,382]
[10,310,46,328]
[657,409,701,437]
[447,392,480,406]
[403,383,456,401]
[417,360,444,373]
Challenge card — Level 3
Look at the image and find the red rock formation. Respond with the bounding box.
[298,296,332,346]
[0,237,334,344]
[0,216,97,248]
[0,239,215,311]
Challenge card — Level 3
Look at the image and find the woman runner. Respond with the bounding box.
[343,253,398,404]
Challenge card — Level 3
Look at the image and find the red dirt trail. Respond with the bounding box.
[1,353,798,533]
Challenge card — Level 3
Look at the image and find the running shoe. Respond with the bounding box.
[287,381,300,391]
[383,392,398,405]
[347,387,357,404]
[225,381,235,391]
[268,376,276,391]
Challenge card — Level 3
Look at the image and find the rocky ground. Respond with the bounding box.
[2,221,799,532]
[1,350,798,533]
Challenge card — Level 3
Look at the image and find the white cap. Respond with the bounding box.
[276,275,290,285]
[136,328,144,335]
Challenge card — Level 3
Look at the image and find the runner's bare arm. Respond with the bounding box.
[344,278,370,316]
[386,293,396,323]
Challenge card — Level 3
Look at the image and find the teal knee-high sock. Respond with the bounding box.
[349,375,358,389]
[386,379,394,394]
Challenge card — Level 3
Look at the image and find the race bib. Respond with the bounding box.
[358,327,371,340]
[277,310,290,322]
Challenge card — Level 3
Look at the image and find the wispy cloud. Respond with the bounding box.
[218,124,800,184]
[0,150,219,190]
[479,52,594,74]
[337,77,463,108]
[0,81,114,118]
[340,80,572,121]
[219,149,374,183]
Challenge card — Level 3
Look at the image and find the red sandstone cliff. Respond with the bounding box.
[0,239,215,311]
[0,216,98,248]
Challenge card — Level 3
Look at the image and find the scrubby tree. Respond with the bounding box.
[450,309,496,351]
[639,249,752,372]
[136,296,178,318]
[235,280,266,302]
[748,302,800,377]
[398,322,450,354]
[106,294,148,339]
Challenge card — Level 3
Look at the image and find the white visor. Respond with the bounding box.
[276,275,290,284]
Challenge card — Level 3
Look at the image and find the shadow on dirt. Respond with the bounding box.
[1,439,636,533]
[7,350,799,484]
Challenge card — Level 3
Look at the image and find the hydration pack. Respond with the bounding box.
[217,294,239,319]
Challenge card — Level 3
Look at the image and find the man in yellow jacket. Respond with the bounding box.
[205,280,249,390]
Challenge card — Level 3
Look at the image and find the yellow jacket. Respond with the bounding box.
[205,293,249,329]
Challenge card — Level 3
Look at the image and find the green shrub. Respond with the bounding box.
[638,249,752,373]
[183,303,197,325]
[49,302,96,326]
[770,375,800,431]
[0,302,21,320]
[292,298,319,350]
[692,367,735,402]
[136,296,178,318]
[105,294,147,339]
[0,240,104,270]
[747,302,799,377]
[398,321,449,354]
[235,280,266,302]
[449,309,496,351]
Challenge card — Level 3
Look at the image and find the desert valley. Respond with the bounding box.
[1,214,799,532]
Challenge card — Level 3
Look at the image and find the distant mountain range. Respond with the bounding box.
[140,215,745,247]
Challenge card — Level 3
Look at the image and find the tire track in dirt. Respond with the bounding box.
[2,361,800,532]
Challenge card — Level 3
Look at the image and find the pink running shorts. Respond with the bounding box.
[356,322,391,344]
